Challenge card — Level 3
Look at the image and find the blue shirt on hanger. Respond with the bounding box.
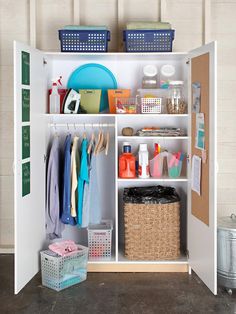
[77,138,89,226]
[61,134,76,226]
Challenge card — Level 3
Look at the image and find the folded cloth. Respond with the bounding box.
[49,240,78,257]
[63,25,107,30]
[126,22,171,30]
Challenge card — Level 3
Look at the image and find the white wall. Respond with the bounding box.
[0,0,235,248]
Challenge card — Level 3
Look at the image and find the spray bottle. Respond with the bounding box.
[138,144,150,178]
[49,76,62,114]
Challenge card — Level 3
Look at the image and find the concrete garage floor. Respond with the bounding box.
[0,255,236,314]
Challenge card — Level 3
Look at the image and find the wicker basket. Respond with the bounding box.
[124,200,180,260]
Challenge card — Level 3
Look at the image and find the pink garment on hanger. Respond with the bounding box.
[49,240,79,257]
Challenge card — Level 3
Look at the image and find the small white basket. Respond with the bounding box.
[87,220,113,260]
[141,97,162,114]
[40,244,88,291]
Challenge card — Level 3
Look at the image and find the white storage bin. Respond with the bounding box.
[88,220,113,260]
[141,97,162,114]
[40,245,88,291]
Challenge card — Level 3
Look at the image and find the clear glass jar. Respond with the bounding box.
[142,65,158,89]
[167,81,187,114]
[160,64,175,89]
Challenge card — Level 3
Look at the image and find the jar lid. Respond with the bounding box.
[143,65,158,77]
[218,214,236,231]
[169,80,184,85]
[123,142,131,146]
[161,64,175,77]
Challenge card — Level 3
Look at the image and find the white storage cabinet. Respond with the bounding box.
[14,41,217,295]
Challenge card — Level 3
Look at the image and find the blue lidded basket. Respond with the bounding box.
[123,29,175,52]
[59,30,110,52]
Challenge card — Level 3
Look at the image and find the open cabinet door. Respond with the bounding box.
[14,41,46,294]
[188,41,217,294]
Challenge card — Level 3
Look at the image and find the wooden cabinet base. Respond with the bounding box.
[87,263,188,272]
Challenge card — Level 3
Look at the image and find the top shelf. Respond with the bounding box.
[44,51,188,62]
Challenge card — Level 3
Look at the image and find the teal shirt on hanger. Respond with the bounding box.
[77,138,89,226]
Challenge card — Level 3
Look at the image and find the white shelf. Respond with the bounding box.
[45,51,188,61]
[117,177,188,182]
[118,251,188,265]
[117,136,189,140]
[117,114,188,117]
[45,114,188,117]
[44,113,115,117]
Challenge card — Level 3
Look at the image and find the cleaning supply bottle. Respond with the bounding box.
[119,142,136,178]
[138,144,150,178]
[154,143,161,157]
[49,76,62,114]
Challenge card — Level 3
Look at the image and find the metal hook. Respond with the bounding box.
[67,123,69,133]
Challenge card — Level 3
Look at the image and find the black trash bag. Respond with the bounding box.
[123,185,180,204]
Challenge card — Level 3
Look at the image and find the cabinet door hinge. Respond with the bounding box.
[186,249,189,259]
[44,154,47,163]
[43,58,47,65]
[186,154,191,163]
[186,59,190,65]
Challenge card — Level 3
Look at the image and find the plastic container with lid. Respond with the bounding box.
[167,81,187,114]
[160,64,175,89]
[142,65,158,89]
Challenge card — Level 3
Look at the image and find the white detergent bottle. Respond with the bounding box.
[49,76,62,114]
[138,143,150,178]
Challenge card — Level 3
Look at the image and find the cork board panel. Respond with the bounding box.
[191,53,209,226]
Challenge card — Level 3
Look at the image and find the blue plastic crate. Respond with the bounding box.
[59,30,110,52]
[123,30,175,52]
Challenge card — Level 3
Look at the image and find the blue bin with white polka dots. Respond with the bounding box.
[59,30,110,52]
[123,29,175,52]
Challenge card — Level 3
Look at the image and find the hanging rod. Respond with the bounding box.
[49,123,116,128]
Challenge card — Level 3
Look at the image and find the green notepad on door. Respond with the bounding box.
[79,89,101,114]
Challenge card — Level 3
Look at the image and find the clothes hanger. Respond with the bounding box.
[94,123,102,155]
[105,124,110,156]
[73,124,80,142]
[54,123,59,138]
[87,123,95,155]
[73,124,78,137]
[67,123,70,135]
[96,124,106,155]
[83,123,87,139]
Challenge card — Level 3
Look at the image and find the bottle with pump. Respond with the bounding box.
[119,142,136,179]
[50,76,62,114]
[138,144,150,178]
